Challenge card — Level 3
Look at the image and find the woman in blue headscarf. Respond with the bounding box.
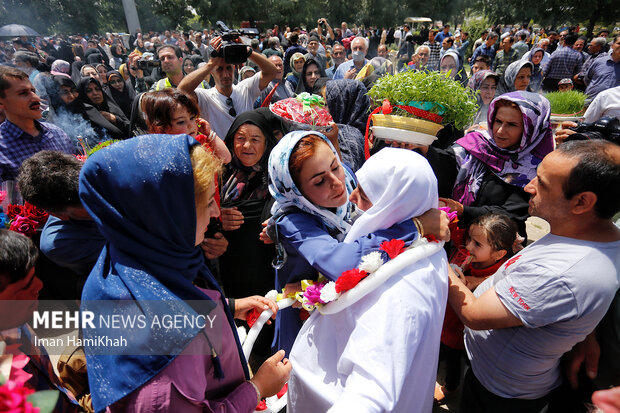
[79,134,289,412]
[267,131,448,355]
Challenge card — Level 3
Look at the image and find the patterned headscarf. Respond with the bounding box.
[467,70,499,126]
[268,130,356,237]
[50,59,71,77]
[452,91,554,205]
[527,47,545,93]
[500,60,534,94]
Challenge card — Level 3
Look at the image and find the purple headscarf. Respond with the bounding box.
[452,91,554,205]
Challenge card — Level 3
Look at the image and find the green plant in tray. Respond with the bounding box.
[544,91,586,115]
[367,70,479,130]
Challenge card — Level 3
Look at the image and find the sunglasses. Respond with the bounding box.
[226,97,236,117]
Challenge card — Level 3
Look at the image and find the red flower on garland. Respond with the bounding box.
[9,216,38,237]
[379,239,405,259]
[277,383,288,399]
[24,202,49,229]
[6,204,24,220]
[424,234,440,243]
[245,308,262,328]
[255,399,267,410]
[335,268,368,293]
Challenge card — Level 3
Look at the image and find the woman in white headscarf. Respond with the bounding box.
[288,148,449,412]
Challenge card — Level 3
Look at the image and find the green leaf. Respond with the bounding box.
[368,70,479,130]
[27,390,60,413]
[544,91,586,115]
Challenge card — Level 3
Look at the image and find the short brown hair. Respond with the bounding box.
[141,89,199,133]
[0,65,28,98]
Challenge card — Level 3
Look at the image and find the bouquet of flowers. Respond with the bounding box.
[0,198,49,238]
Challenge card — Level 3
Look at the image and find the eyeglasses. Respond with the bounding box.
[226,97,236,117]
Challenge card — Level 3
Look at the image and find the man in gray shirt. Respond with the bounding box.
[448,140,620,412]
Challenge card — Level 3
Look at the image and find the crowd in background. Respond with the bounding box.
[0,16,619,413]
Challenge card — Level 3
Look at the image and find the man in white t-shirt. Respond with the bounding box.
[178,36,277,138]
[447,140,620,412]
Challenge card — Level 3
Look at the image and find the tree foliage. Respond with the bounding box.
[0,0,618,35]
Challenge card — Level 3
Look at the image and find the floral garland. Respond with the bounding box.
[279,208,457,313]
[275,238,440,313]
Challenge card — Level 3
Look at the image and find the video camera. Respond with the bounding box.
[137,59,160,70]
[210,21,259,64]
[568,117,620,145]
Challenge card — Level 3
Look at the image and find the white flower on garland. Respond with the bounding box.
[320,282,340,303]
[358,251,384,273]
[265,289,279,301]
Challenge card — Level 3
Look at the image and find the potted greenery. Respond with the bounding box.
[366,70,478,148]
[544,90,587,123]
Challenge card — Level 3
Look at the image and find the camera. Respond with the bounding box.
[209,21,258,64]
[568,117,620,145]
[137,59,160,70]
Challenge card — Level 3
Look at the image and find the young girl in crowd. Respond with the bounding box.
[435,213,520,403]
[140,89,231,163]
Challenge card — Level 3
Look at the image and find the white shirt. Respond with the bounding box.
[584,86,620,123]
[194,73,262,138]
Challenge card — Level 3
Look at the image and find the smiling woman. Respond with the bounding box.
[218,110,279,369]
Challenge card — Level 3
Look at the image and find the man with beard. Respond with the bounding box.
[150,45,185,91]
[0,66,73,182]
[448,140,620,412]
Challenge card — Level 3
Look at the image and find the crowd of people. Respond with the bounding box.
[0,17,619,413]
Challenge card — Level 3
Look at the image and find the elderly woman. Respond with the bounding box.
[77,76,130,138]
[498,60,533,94]
[219,110,279,368]
[440,50,468,86]
[285,52,305,92]
[467,70,500,127]
[437,91,554,237]
[79,134,290,412]
[527,47,545,93]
